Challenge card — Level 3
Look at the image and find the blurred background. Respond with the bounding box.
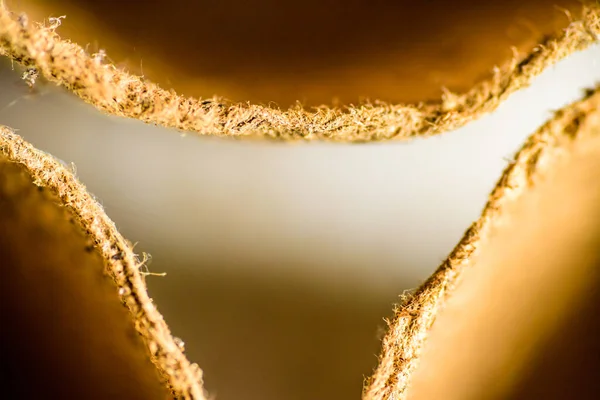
[0,42,598,400]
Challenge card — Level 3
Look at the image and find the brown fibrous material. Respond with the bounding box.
[0,3,598,142]
[2,3,600,400]
[363,86,600,399]
[0,126,208,400]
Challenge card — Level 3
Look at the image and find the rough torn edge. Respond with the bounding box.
[0,3,598,142]
[362,85,600,400]
[0,127,207,400]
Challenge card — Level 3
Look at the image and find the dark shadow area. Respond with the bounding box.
[508,258,600,400]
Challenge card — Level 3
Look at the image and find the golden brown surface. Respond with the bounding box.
[15,0,586,107]
[0,126,206,399]
[1,3,598,141]
[0,157,169,399]
[409,131,600,400]
[364,88,600,399]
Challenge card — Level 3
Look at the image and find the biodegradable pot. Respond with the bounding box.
[8,0,590,107]
[0,2,599,399]
[0,135,173,399]
[1,1,598,141]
